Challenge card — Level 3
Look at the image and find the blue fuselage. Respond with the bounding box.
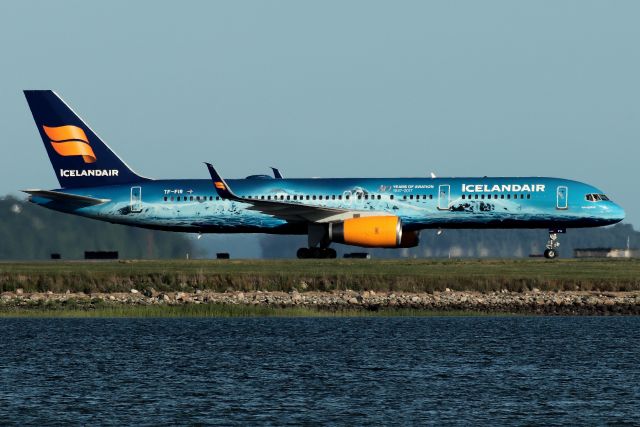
[31,176,625,234]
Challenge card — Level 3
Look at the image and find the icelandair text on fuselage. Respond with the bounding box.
[462,184,545,193]
[60,169,119,177]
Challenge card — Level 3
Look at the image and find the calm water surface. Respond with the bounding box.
[1,317,639,425]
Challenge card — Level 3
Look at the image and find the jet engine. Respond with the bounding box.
[328,216,419,248]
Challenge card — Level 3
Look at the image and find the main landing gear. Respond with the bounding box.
[544,229,564,259]
[297,224,337,259]
[297,247,337,259]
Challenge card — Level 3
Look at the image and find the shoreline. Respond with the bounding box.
[2,289,639,316]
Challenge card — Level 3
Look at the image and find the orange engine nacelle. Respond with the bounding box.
[329,216,419,248]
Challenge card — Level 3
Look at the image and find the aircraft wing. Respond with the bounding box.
[270,167,284,179]
[22,189,110,206]
[205,163,386,223]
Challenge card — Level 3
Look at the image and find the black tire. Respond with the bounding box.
[327,248,337,259]
[297,248,310,259]
[544,249,557,259]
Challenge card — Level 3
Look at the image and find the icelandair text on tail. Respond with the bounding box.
[60,169,119,177]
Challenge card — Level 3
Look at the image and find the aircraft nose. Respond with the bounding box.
[611,203,625,223]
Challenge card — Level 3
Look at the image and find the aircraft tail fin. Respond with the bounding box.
[23,90,149,188]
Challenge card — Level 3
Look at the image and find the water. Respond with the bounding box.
[1,317,639,425]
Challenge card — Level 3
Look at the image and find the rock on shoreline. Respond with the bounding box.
[1,289,640,315]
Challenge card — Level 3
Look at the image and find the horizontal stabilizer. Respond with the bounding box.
[22,189,110,206]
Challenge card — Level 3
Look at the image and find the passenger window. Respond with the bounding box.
[346,195,350,200]
[177,196,181,201]
[462,195,466,200]
[216,196,220,200]
[481,195,485,199]
[338,195,342,200]
[268,196,272,200]
[378,195,381,200]
[332,195,336,200]
[163,196,167,201]
[500,195,504,199]
[170,196,174,201]
[527,194,531,199]
[475,195,478,199]
[210,196,213,201]
[312,196,316,200]
[390,195,394,200]
[403,195,407,200]
[507,195,511,199]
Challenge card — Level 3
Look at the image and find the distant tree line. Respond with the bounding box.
[0,197,196,260]
[260,224,640,259]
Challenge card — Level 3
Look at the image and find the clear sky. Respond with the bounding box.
[2,1,639,230]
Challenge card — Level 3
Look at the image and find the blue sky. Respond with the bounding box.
[1,1,638,236]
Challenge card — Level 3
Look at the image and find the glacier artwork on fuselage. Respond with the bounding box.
[22,91,625,259]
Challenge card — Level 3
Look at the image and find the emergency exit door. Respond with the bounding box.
[131,186,142,212]
[438,184,450,210]
[556,186,568,210]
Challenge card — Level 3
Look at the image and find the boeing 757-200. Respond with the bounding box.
[22,90,625,259]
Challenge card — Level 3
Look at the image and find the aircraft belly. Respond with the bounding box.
[55,196,613,233]
[95,200,288,231]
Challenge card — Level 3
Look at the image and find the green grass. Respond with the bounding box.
[0,258,639,294]
[0,302,489,318]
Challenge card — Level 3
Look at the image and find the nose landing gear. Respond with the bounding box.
[544,229,565,259]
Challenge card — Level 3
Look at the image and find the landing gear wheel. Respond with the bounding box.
[297,248,311,259]
[297,247,337,259]
[544,229,563,260]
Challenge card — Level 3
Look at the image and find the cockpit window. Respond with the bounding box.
[585,193,609,202]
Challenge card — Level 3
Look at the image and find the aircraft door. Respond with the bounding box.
[556,186,568,210]
[438,184,450,210]
[131,186,142,212]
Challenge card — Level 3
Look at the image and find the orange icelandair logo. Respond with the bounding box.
[215,181,226,190]
[43,125,97,163]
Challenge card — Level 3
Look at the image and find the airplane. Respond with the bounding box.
[22,90,625,259]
